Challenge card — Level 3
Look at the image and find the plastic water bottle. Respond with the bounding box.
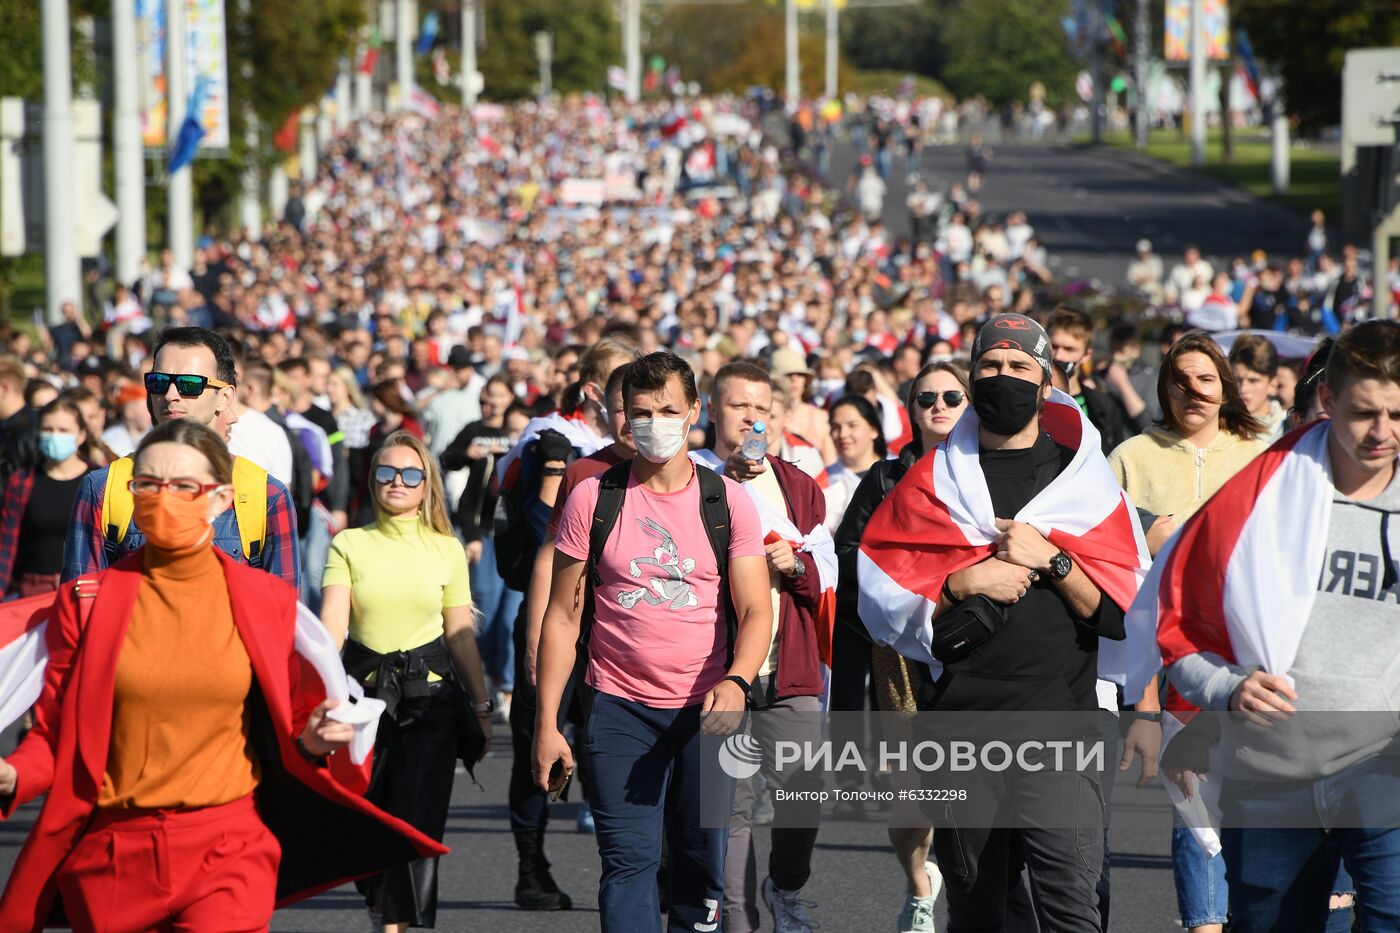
[741,421,768,461]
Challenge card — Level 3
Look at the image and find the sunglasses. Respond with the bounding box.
[915,390,966,410]
[374,465,426,488]
[145,372,233,399]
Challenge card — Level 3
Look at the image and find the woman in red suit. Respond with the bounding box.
[0,419,446,933]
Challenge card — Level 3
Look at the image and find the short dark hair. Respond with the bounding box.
[1045,306,1094,342]
[242,362,274,399]
[152,326,237,385]
[278,357,310,378]
[844,369,876,397]
[712,361,771,404]
[1109,323,1141,354]
[623,351,698,408]
[1326,320,1400,392]
[1228,334,1280,378]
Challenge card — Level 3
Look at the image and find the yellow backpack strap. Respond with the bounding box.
[101,457,136,545]
[231,456,269,565]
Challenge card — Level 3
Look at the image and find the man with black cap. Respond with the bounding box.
[860,313,1147,933]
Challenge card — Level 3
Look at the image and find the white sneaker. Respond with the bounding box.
[896,861,942,932]
[763,876,820,933]
[492,689,511,724]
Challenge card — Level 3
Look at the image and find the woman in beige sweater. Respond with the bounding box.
[1109,332,1266,557]
[1107,331,1265,933]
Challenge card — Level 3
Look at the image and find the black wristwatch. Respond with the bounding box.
[1047,551,1073,581]
[723,674,752,697]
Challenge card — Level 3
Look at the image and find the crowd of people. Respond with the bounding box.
[0,93,1395,933]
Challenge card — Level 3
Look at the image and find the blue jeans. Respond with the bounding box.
[1222,827,1389,933]
[1173,817,1230,928]
[1219,761,1400,933]
[298,504,334,615]
[585,691,734,933]
[470,538,519,692]
[1175,818,1359,930]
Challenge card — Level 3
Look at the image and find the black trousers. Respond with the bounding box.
[928,766,1105,933]
[358,685,459,928]
[827,620,878,789]
[508,597,591,832]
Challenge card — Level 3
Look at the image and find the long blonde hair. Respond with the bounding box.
[332,366,370,411]
[372,431,453,536]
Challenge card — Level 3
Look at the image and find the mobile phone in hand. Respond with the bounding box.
[547,759,573,802]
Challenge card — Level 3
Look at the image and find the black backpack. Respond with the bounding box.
[580,459,738,666]
[493,428,579,591]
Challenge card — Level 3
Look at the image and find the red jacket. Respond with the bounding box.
[0,549,447,933]
[765,456,828,700]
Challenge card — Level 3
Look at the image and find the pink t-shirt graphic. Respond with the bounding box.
[555,464,764,708]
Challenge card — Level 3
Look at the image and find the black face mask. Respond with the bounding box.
[972,374,1042,436]
[1054,359,1078,383]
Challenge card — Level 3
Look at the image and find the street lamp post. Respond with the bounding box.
[112,0,147,289]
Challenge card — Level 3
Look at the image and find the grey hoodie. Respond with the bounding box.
[1168,465,1400,781]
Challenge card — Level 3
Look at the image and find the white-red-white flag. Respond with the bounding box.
[856,389,1150,679]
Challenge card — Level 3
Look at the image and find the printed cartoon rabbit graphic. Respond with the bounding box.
[618,517,698,610]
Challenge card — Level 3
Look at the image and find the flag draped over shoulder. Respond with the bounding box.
[1119,421,1336,708]
[691,450,840,668]
[0,593,383,771]
[857,388,1150,682]
[1116,420,1340,856]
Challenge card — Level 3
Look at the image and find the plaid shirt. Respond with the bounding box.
[61,460,302,589]
[0,468,37,592]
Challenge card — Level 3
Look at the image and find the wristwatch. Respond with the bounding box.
[784,557,807,579]
[1047,551,1073,581]
[470,697,495,715]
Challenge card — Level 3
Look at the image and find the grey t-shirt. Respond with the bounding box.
[1168,465,1400,780]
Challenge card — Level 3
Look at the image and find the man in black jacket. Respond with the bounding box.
[1046,306,1132,455]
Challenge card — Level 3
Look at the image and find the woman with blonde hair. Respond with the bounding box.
[322,431,491,931]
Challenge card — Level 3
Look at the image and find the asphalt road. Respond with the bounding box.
[0,727,1186,932]
[834,138,1313,291]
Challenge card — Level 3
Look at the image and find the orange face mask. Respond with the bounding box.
[133,490,217,552]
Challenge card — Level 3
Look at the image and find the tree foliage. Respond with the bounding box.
[477,0,616,101]
[942,0,1077,107]
[1233,0,1400,137]
[707,11,836,97]
[840,0,951,82]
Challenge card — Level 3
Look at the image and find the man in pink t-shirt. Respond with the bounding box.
[534,351,773,933]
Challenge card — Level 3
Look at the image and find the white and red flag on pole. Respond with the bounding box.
[856,389,1150,680]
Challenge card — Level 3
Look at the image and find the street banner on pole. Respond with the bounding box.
[139,0,230,151]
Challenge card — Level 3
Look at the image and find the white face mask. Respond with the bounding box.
[629,417,689,463]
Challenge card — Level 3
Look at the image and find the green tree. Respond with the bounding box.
[477,0,616,100]
[841,0,951,82]
[942,0,1076,107]
[1233,0,1400,137]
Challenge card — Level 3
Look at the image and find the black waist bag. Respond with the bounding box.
[929,594,1007,663]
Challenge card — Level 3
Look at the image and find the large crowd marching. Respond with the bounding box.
[0,94,1396,933]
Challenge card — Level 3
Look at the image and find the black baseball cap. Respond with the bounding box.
[971,313,1052,375]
